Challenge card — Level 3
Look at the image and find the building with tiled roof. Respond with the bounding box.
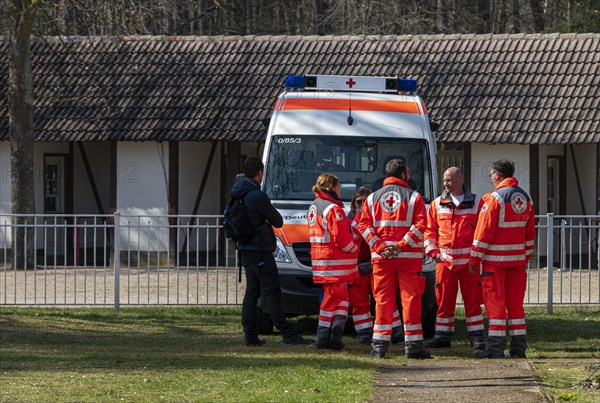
[0,34,599,218]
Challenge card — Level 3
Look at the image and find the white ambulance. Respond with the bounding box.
[258,74,438,336]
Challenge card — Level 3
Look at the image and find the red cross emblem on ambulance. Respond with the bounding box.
[511,192,527,214]
[381,191,401,213]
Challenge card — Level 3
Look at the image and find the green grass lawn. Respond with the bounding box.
[1,305,599,402]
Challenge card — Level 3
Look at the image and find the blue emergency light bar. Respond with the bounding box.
[398,79,417,92]
[284,75,418,93]
[285,75,305,89]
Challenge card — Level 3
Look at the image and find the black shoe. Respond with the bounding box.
[405,349,432,359]
[425,338,451,348]
[316,343,331,350]
[474,349,504,359]
[391,333,404,344]
[507,352,526,358]
[370,349,386,358]
[244,338,266,347]
[330,326,344,350]
[282,335,314,346]
[356,332,372,345]
[471,340,486,350]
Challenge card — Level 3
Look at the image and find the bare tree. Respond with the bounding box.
[8,0,37,269]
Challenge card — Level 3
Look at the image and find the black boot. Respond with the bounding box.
[468,330,485,350]
[316,325,331,349]
[330,315,346,350]
[405,340,432,359]
[391,325,404,344]
[508,335,527,358]
[244,337,266,346]
[475,336,506,359]
[356,329,373,345]
[425,331,452,348]
[370,339,390,358]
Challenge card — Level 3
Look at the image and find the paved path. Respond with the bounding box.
[372,359,552,402]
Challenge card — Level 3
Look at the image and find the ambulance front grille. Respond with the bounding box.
[291,242,312,267]
[273,203,311,211]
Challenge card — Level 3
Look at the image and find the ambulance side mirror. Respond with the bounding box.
[429,122,440,132]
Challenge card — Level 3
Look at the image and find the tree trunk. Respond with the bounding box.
[478,0,491,33]
[512,0,522,32]
[8,0,37,269]
[529,0,545,31]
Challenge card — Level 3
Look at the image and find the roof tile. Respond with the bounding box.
[1,34,599,143]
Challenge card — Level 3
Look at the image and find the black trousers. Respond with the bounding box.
[241,250,296,340]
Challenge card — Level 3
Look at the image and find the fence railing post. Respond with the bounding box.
[114,212,120,312]
[546,213,554,314]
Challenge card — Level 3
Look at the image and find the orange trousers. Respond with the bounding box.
[348,274,373,333]
[480,263,527,337]
[318,282,350,328]
[372,261,425,342]
[434,263,483,334]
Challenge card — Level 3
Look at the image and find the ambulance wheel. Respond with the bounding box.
[257,308,274,335]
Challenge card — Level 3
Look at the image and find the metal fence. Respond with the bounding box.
[1,213,241,308]
[1,213,599,311]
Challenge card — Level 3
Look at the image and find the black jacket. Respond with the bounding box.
[229,177,283,252]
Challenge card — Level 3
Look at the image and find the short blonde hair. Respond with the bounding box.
[312,174,339,193]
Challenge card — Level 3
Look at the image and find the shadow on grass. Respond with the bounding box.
[0,307,377,372]
[1,306,599,371]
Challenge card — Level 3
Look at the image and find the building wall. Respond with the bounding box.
[565,144,596,215]
[117,142,170,251]
[597,145,600,214]
[179,142,222,216]
[538,144,596,215]
[470,143,531,198]
[73,142,111,215]
[117,142,169,216]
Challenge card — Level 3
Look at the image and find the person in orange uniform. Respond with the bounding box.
[308,174,359,350]
[348,187,375,344]
[424,167,485,350]
[349,188,405,345]
[358,159,431,359]
[469,159,536,359]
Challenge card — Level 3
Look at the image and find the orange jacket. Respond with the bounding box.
[357,177,426,265]
[424,187,482,270]
[308,191,359,283]
[469,178,536,267]
[349,210,372,264]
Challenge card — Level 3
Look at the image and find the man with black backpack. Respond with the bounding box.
[227,156,313,347]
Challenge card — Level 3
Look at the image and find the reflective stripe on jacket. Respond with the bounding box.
[308,191,359,283]
[424,186,482,270]
[357,177,426,264]
[350,210,372,264]
[469,178,536,267]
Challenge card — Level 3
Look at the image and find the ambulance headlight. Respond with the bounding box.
[273,236,292,263]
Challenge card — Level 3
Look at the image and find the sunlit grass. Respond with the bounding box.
[1,305,599,401]
[0,307,375,402]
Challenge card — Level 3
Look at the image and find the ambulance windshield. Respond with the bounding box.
[264,135,433,202]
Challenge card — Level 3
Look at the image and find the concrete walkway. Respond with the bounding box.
[372,359,552,402]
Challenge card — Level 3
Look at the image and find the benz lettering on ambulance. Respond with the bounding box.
[260,74,438,334]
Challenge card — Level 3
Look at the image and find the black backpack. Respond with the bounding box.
[223,191,256,243]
